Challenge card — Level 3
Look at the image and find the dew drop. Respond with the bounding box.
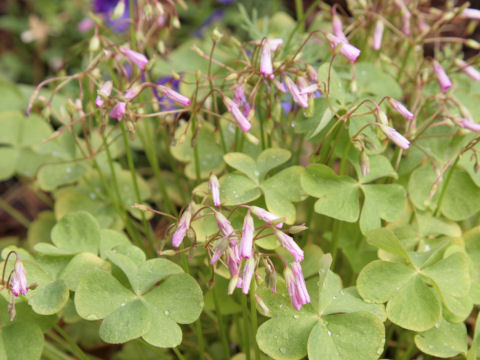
[435,323,440,328]
[425,245,431,251]
[121,303,125,307]
[279,347,286,354]
[340,290,345,295]
[254,170,260,177]
[65,167,72,173]
[293,314,299,319]
[164,310,170,315]
[279,304,283,309]
[89,192,96,199]
[328,331,332,336]
[332,296,337,300]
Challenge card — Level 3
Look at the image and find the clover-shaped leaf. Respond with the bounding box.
[74,257,203,348]
[256,256,385,360]
[357,231,471,331]
[302,164,405,234]
[220,149,304,223]
[414,319,468,358]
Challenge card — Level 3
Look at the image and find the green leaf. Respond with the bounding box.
[317,63,344,104]
[302,164,360,222]
[408,165,438,211]
[99,229,131,259]
[442,293,473,323]
[360,184,406,234]
[0,147,18,180]
[308,312,385,360]
[50,211,101,255]
[60,253,111,290]
[357,260,415,303]
[99,299,151,344]
[219,173,261,205]
[421,252,470,298]
[28,279,69,315]
[415,319,468,358]
[0,111,22,145]
[262,166,305,224]
[256,148,291,180]
[355,62,402,98]
[304,99,334,139]
[386,275,442,331]
[256,316,318,360]
[356,155,397,184]
[142,308,182,348]
[224,153,258,182]
[132,258,183,295]
[1,321,44,360]
[144,273,203,324]
[366,228,409,261]
[75,271,136,320]
[37,163,88,191]
[441,169,480,221]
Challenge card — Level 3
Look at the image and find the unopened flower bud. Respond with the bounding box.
[111,0,125,20]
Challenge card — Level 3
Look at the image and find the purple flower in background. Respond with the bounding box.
[193,9,225,38]
[154,76,181,110]
[93,0,131,32]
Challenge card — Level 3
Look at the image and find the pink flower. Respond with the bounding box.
[227,244,241,276]
[274,229,304,262]
[455,58,480,82]
[459,118,480,132]
[326,34,361,63]
[158,86,191,106]
[109,102,126,121]
[214,210,234,236]
[124,85,142,100]
[388,98,414,120]
[95,81,113,107]
[267,38,283,51]
[285,76,308,108]
[223,96,252,132]
[461,8,480,20]
[372,20,384,51]
[249,206,283,228]
[395,0,411,35]
[240,211,254,258]
[233,84,251,117]
[10,261,28,297]
[172,205,192,248]
[381,125,410,149]
[433,60,452,92]
[260,42,274,79]
[242,257,256,294]
[332,10,348,42]
[209,174,221,207]
[121,48,149,70]
[210,236,229,265]
[284,264,310,310]
[78,18,94,33]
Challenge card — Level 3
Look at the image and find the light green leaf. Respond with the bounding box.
[386,275,442,331]
[302,164,360,222]
[75,271,136,320]
[0,147,18,180]
[415,319,468,358]
[408,165,438,211]
[37,163,88,191]
[28,279,69,315]
[99,299,151,344]
[99,229,131,259]
[356,155,397,184]
[360,184,406,234]
[442,293,473,323]
[366,228,409,261]
[224,153,258,182]
[308,312,385,360]
[441,169,480,221]
[356,62,402,98]
[256,316,318,360]
[219,173,261,205]
[132,258,183,295]
[142,308,182,348]
[60,253,111,290]
[144,273,203,324]
[1,321,44,360]
[50,211,101,255]
[256,148,291,180]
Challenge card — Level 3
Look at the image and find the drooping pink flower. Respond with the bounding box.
[227,245,241,276]
[10,261,28,297]
[109,101,126,121]
[395,0,411,35]
[291,262,310,305]
[214,210,235,236]
[459,118,480,132]
[388,98,414,120]
[121,48,149,70]
[260,42,274,79]
[210,236,229,265]
[284,266,310,310]
[158,86,191,106]
[233,84,251,117]
[285,76,308,108]
[124,85,142,100]
[461,8,480,20]
[433,60,452,92]
[372,20,384,50]
[242,257,256,294]
[95,81,113,107]
[326,34,361,63]
[381,125,410,149]
[240,211,254,258]
[172,204,192,248]
[209,174,221,207]
[455,58,480,82]
[249,206,283,228]
[223,96,251,132]
[274,229,304,262]
[332,9,348,42]
[78,18,95,33]
[267,38,283,51]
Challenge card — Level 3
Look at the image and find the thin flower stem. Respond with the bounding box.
[172,347,186,360]
[53,324,90,360]
[129,0,136,51]
[241,295,251,360]
[0,198,30,228]
[295,0,305,32]
[120,121,155,254]
[43,342,75,360]
[250,286,261,360]
[212,283,231,358]
[433,156,460,217]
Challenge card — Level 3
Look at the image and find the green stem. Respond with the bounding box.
[250,288,261,360]
[53,324,90,360]
[330,219,341,268]
[120,121,155,253]
[0,198,30,228]
[172,347,186,360]
[212,284,231,358]
[241,295,251,360]
[43,342,74,360]
[397,44,413,82]
[294,0,305,32]
[129,0,136,50]
[433,157,460,217]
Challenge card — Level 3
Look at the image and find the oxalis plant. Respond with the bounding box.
[2,0,480,359]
